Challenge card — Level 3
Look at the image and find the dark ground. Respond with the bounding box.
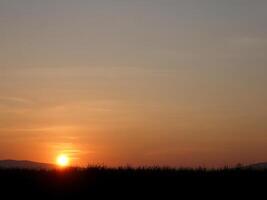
[0,167,266,199]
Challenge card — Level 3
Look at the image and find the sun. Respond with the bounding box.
[56,154,70,167]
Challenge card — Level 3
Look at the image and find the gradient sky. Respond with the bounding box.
[0,0,267,167]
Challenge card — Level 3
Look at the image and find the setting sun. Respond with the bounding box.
[56,154,70,167]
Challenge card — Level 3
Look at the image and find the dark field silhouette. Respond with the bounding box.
[0,166,266,199]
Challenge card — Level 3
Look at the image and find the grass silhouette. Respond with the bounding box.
[0,166,266,198]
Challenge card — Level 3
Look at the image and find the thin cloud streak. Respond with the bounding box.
[0,96,34,105]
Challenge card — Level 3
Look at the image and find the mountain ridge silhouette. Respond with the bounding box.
[247,162,267,170]
[0,159,55,169]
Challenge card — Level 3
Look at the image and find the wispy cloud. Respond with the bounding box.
[233,36,267,46]
[0,96,34,105]
[0,125,81,133]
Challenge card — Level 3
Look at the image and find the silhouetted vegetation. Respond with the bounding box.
[0,166,266,198]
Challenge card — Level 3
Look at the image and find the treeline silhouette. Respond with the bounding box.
[0,166,266,198]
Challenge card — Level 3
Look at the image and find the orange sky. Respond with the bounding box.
[0,0,267,167]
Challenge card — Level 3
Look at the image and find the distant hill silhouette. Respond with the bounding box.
[0,160,55,170]
[247,162,267,170]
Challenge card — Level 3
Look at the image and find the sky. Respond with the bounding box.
[0,0,267,167]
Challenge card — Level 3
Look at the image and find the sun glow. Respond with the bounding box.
[56,154,70,167]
